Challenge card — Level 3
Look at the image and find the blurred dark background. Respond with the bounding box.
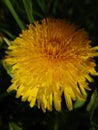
[0,0,98,130]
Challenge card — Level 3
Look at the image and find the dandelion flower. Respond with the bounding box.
[4,18,98,112]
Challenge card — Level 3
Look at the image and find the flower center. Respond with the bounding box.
[46,40,61,58]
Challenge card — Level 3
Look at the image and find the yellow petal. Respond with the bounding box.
[54,92,61,111]
[64,87,73,111]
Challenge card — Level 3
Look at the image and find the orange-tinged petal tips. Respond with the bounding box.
[4,18,98,112]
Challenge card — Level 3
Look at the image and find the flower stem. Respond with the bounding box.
[3,0,25,30]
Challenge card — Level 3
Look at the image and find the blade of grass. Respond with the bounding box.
[0,28,15,39]
[33,10,44,18]
[22,0,34,23]
[36,0,47,13]
[9,122,22,130]
[3,0,25,30]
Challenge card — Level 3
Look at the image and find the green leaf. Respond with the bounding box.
[0,28,15,39]
[32,10,44,18]
[23,0,34,23]
[3,0,25,30]
[9,122,22,130]
[90,121,98,130]
[3,37,11,46]
[36,0,47,13]
[86,89,98,119]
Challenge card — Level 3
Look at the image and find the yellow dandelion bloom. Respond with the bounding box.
[4,18,98,112]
